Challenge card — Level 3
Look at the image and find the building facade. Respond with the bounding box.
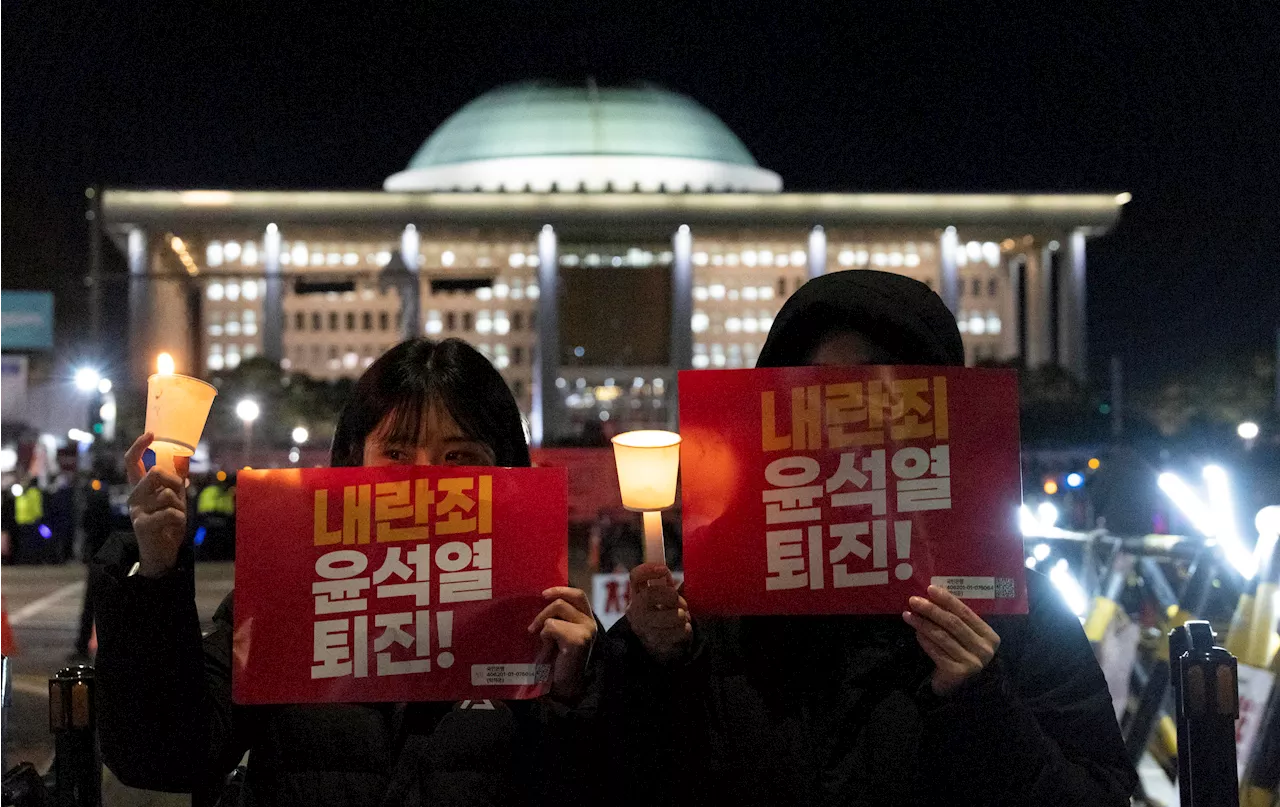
[102,81,1125,445]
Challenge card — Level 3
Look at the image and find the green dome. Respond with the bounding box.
[385,81,782,193]
[409,81,759,169]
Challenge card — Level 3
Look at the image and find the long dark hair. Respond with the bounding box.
[330,338,531,468]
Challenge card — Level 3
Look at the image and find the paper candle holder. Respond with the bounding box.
[145,372,217,474]
[612,430,682,565]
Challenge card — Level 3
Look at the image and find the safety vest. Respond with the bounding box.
[197,485,223,515]
[218,487,236,516]
[14,487,43,525]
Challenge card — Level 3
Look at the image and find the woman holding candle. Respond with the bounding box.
[604,270,1137,806]
[92,338,599,807]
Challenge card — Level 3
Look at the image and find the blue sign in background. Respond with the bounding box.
[2,291,55,350]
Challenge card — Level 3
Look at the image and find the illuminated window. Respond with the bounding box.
[224,242,241,262]
[208,311,223,336]
[225,349,241,369]
[987,312,1002,334]
[208,353,225,371]
[726,317,742,333]
[693,286,709,302]
[905,252,921,267]
[494,313,510,335]
[426,311,443,335]
[983,242,1000,267]
[743,286,759,301]
[207,242,224,267]
[838,250,854,266]
[376,250,391,266]
[889,252,903,267]
[476,287,493,301]
[242,243,259,265]
[691,311,709,333]
[742,250,758,267]
[495,282,510,299]
[759,285,775,300]
[477,311,493,334]
[243,281,259,301]
[693,252,709,266]
[344,352,359,369]
[709,284,726,300]
[790,250,806,266]
[969,314,986,335]
[743,317,759,334]
[226,320,241,336]
[244,345,257,358]
[957,314,969,333]
[292,243,308,265]
[966,241,982,262]
[527,283,540,299]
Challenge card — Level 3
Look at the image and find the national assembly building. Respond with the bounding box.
[100,80,1126,446]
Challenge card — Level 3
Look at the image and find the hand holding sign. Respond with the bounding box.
[904,584,1002,696]
[529,587,597,703]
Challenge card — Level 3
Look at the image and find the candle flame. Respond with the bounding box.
[157,352,175,376]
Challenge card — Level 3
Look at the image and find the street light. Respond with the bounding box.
[236,399,261,467]
[97,378,112,395]
[73,367,101,393]
[291,426,309,445]
[1238,421,1260,441]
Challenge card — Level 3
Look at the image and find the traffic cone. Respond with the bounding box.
[1,596,17,655]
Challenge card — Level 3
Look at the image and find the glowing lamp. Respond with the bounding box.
[611,430,682,564]
[145,353,217,475]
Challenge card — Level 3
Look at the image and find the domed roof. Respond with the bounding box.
[384,81,782,193]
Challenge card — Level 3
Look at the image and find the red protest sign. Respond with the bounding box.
[233,465,568,704]
[679,366,1027,616]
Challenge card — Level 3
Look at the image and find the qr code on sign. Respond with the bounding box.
[994,578,1016,599]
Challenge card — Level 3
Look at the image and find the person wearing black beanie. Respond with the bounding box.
[601,271,1136,807]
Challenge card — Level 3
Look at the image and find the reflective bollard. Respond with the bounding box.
[47,666,100,807]
[1169,621,1238,807]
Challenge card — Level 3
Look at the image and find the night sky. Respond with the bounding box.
[4,2,1278,395]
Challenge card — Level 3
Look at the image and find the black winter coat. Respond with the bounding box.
[91,536,597,807]
[599,571,1137,807]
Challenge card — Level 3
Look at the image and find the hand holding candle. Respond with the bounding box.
[611,430,682,565]
[144,352,217,474]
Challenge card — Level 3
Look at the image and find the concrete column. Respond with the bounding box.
[1058,229,1088,379]
[1035,241,1059,368]
[670,225,693,372]
[1001,255,1019,361]
[262,223,284,365]
[532,225,559,447]
[938,227,960,314]
[399,224,421,341]
[126,228,149,386]
[807,225,827,280]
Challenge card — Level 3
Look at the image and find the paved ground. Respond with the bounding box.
[3,561,234,805]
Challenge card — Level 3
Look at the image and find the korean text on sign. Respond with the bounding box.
[233,465,568,704]
[678,366,1026,617]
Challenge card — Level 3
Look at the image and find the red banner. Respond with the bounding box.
[679,366,1027,616]
[233,466,568,704]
